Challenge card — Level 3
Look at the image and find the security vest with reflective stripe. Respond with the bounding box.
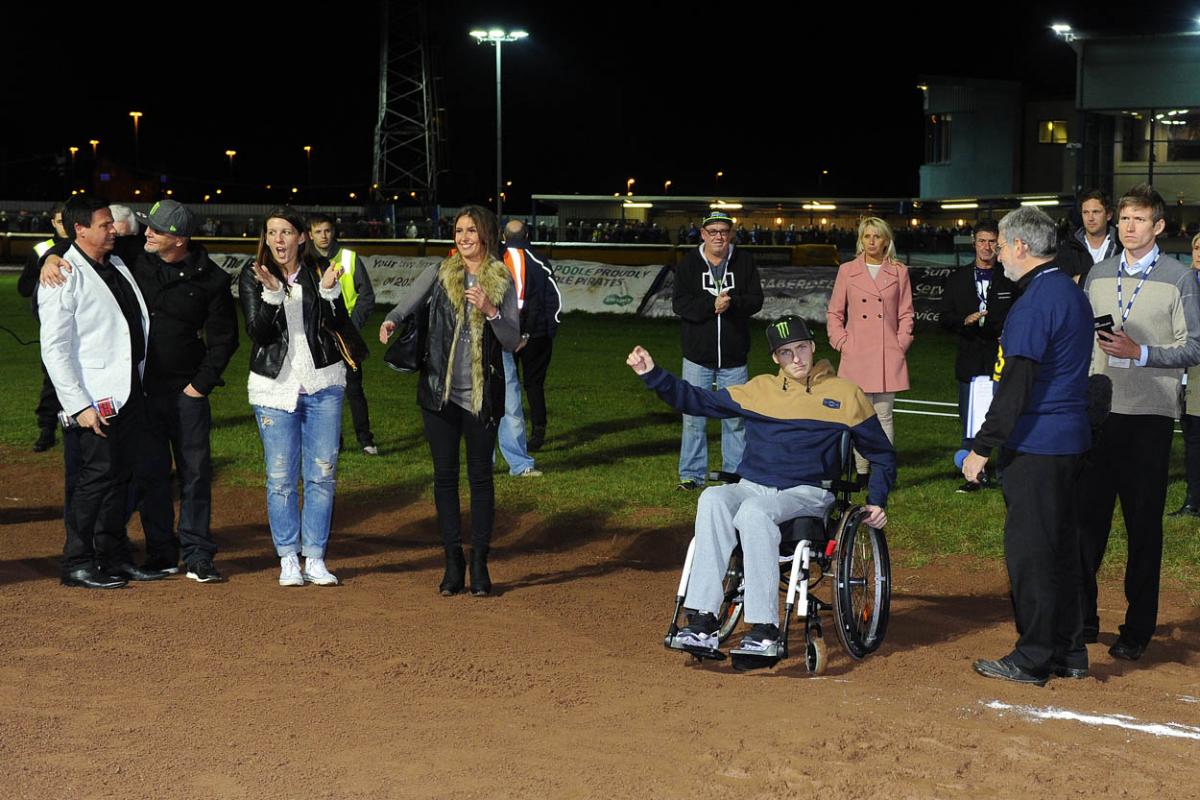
[334,247,359,314]
[33,238,55,258]
[503,247,527,309]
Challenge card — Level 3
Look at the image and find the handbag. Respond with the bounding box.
[315,265,369,371]
[384,295,430,373]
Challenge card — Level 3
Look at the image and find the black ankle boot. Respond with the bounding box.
[439,547,466,595]
[470,548,492,597]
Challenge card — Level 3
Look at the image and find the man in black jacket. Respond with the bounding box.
[40,200,239,582]
[502,219,561,452]
[938,220,1016,492]
[672,210,764,490]
[1060,190,1119,286]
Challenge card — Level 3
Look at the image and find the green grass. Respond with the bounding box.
[3,274,1198,590]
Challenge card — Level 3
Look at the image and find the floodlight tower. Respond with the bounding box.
[373,0,440,212]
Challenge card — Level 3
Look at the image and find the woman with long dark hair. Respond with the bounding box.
[240,206,353,587]
[381,205,520,596]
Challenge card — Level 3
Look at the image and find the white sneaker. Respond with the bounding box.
[279,554,303,586]
[516,467,542,477]
[302,557,339,586]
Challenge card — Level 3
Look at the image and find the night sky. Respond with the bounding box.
[0,1,1192,209]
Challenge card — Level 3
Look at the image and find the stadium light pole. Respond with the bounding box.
[129,111,143,167]
[470,27,529,218]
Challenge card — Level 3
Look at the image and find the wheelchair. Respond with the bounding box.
[663,431,891,674]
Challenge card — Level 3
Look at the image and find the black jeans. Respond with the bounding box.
[344,364,374,446]
[1181,413,1200,506]
[999,449,1086,673]
[62,400,142,574]
[517,336,554,428]
[136,391,216,566]
[422,403,497,551]
[1077,413,1173,646]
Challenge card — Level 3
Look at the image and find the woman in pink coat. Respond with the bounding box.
[826,216,914,476]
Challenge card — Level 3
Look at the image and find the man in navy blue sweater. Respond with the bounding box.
[628,316,896,654]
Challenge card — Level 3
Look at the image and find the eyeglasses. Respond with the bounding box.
[703,227,732,238]
[774,342,812,364]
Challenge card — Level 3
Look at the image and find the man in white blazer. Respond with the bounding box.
[39,197,166,589]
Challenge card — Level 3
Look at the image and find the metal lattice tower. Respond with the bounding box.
[372,0,438,209]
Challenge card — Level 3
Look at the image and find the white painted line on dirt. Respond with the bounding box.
[1179,696,1200,704]
[984,700,1200,741]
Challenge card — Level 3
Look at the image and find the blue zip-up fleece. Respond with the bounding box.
[640,359,897,507]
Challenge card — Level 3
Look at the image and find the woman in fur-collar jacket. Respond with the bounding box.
[381,205,520,597]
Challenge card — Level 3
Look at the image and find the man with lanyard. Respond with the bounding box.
[963,206,1094,685]
[39,197,166,589]
[671,210,764,491]
[938,219,1016,492]
[309,213,378,455]
[18,202,68,452]
[1078,183,1200,662]
[1062,190,1119,286]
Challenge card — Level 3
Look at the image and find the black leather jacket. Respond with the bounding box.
[417,276,505,425]
[238,260,350,379]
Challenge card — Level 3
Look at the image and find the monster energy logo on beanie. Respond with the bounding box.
[766,315,813,352]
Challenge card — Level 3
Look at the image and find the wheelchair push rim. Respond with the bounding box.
[831,507,891,660]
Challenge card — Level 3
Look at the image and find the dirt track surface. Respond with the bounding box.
[3,452,1199,799]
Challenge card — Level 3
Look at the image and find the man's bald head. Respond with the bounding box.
[503,219,528,245]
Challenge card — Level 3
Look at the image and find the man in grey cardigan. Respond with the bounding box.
[1078,183,1200,662]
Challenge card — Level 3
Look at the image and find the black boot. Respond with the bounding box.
[470,547,492,597]
[439,547,466,596]
[32,427,55,452]
[527,425,546,452]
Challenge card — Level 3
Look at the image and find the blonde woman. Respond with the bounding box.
[826,217,915,476]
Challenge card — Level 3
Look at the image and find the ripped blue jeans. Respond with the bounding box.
[253,385,344,559]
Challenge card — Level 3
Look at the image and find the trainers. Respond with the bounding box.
[279,554,303,586]
[676,479,703,491]
[956,481,981,494]
[516,467,542,477]
[142,557,181,575]
[676,611,721,651]
[185,559,225,583]
[362,445,379,455]
[302,557,339,586]
[738,623,780,653]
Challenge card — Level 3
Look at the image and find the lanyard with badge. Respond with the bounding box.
[974,269,991,324]
[1110,251,1160,368]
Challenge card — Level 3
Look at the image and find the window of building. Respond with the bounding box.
[1162,110,1200,162]
[1039,120,1069,144]
[1119,114,1149,162]
[924,114,952,164]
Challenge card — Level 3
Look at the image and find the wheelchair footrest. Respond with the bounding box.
[665,634,727,661]
[730,651,781,671]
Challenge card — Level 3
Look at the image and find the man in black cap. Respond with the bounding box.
[40,199,239,583]
[629,316,895,656]
[672,210,763,491]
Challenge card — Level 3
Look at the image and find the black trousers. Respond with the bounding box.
[136,391,216,566]
[36,361,61,431]
[344,364,374,446]
[422,403,497,551]
[1181,413,1200,506]
[1077,413,1173,646]
[62,400,142,574]
[999,449,1086,673]
[517,336,554,429]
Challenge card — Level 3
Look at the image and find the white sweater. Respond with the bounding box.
[247,282,346,412]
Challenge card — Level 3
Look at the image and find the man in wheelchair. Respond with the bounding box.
[627,316,896,660]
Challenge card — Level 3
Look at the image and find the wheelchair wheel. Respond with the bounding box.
[831,508,891,660]
[805,635,826,675]
[715,550,744,643]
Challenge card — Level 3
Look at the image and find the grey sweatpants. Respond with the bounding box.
[684,479,834,625]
